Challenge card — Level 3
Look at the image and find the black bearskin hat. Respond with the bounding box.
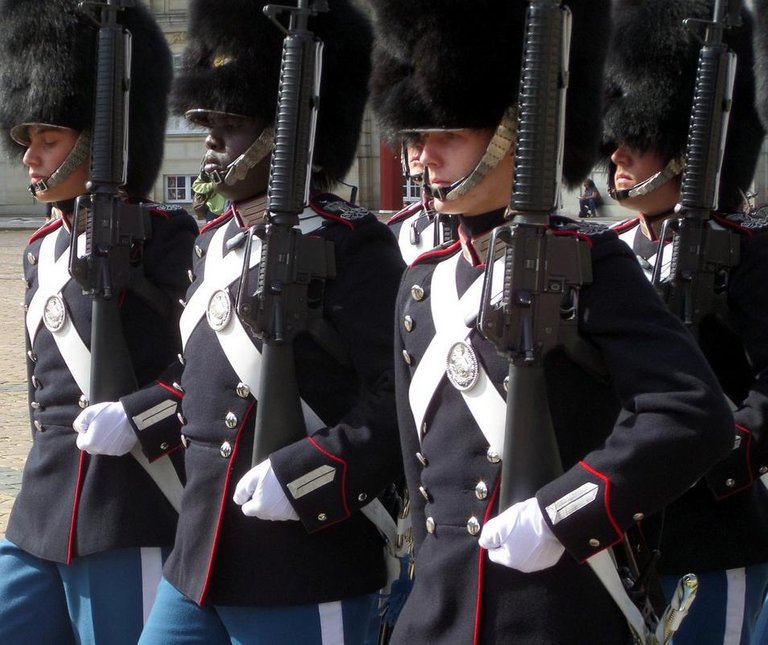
[368,0,612,188]
[0,0,172,197]
[602,0,763,211]
[172,0,372,190]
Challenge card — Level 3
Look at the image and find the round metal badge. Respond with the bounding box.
[42,294,67,332]
[446,340,479,391]
[206,289,232,331]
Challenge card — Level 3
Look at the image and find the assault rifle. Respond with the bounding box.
[236,0,336,466]
[477,2,696,642]
[69,0,148,405]
[652,0,742,336]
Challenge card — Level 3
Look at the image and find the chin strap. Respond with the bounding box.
[424,106,517,202]
[28,131,91,197]
[608,156,684,201]
[204,126,275,187]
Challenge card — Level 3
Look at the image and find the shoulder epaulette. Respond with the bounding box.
[715,209,768,236]
[310,193,375,230]
[28,217,63,245]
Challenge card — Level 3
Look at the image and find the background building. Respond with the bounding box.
[0,0,765,220]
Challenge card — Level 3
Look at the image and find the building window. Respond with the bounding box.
[165,174,197,202]
[403,177,421,204]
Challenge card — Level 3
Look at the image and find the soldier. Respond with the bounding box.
[138,1,405,642]
[386,138,459,264]
[0,1,197,643]
[603,1,768,642]
[367,0,736,642]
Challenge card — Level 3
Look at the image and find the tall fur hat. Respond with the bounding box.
[172,0,372,190]
[367,0,612,188]
[0,0,172,197]
[602,0,763,211]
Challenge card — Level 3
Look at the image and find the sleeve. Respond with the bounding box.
[705,231,768,497]
[269,221,407,533]
[536,234,734,562]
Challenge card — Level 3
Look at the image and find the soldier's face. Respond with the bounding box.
[21,126,89,203]
[203,115,271,202]
[611,144,681,216]
[418,129,514,216]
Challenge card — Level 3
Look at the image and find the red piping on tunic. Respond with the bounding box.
[474,477,502,645]
[67,451,88,564]
[198,398,256,605]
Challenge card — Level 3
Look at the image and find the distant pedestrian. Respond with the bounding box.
[579,178,601,217]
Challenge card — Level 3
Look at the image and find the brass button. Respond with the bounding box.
[419,486,431,503]
[475,480,488,500]
[486,448,501,464]
[78,395,89,409]
[187,269,195,283]
[467,516,481,535]
[589,538,600,548]
[236,382,251,398]
[225,412,238,429]
[416,452,428,467]
[357,493,367,502]
[160,442,169,451]
[31,375,41,389]
[318,513,328,522]
[402,350,412,365]
[425,517,436,534]
[33,419,44,432]
[178,299,187,308]
[27,350,37,363]
[172,382,185,393]
[410,284,425,301]
[760,466,768,475]
[725,478,736,488]
[632,512,644,522]
[27,252,37,265]
[194,244,205,258]
[181,434,189,448]
[403,315,414,332]
[503,375,509,392]
[220,441,232,458]
[30,401,41,410]
[177,412,187,425]
[177,353,186,366]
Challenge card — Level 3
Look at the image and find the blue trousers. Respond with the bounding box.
[661,564,768,645]
[139,578,377,645]
[0,538,167,645]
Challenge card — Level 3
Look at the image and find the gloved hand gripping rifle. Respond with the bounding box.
[652,0,743,337]
[236,0,336,467]
[69,0,149,404]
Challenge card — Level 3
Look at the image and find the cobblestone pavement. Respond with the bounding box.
[0,229,33,539]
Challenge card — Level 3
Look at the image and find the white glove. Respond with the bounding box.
[478,497,565,573]
[233,458,299,521]
[73,401,138,456]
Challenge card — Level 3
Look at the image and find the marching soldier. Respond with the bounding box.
[138,1,405,642]
[367,0,735,642]
[0,1,197,643]
[603,1,768,642]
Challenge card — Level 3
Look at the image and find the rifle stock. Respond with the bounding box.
[236,0,335,466]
